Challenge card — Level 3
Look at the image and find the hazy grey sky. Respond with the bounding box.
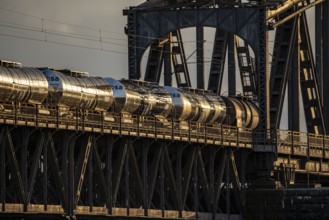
[0,0,144,78]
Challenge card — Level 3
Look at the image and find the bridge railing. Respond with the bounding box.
[276,130,293,154]
[0,102,328,158]
[293,131,308,156]
[325,136,329,158]
[309,133,324,158]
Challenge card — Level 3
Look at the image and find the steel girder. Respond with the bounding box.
[124,8,260,81]
[207,29,228,94]
[270,13,298,130]
[235,36,257,98]
[298,12,326,134]
[257,7,269,131]
[196,25,205,89]
[171,30,192,87]
[0,125,251,219]
[322,1,329,132]
[144,40,165,83]
[124,7,267,130]
[270,9,326,134]
[228,33,236,96]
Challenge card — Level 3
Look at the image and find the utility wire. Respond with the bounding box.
[0,7,219,43]
[0,33,127,55]
[0,22,221,63]
[0,7,123,35]
[0,7,264,67]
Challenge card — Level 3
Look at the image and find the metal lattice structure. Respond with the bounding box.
[1,0,329,219]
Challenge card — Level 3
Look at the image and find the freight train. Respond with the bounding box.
[0,60,259,129]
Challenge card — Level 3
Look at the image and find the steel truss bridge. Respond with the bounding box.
[2,0,329,219]
[0,102,327,219]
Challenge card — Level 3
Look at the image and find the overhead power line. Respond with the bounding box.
[0,33,127,55]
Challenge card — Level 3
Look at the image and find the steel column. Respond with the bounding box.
[176,146,183,217]
[323,0,329,132]
[226,148,231,216]
[20,129,29,211]
[288,44,300,131]
[125,140,130,215]
[144,40,165,83]
[42,133,48,211]
[147,144,162,207]
[208,29,228,94]
[257,8,269,131]
[87,143,93,211]
[106,136,114,214]
[26,132,45,206]
[197,25,205,89]
[164,41,173,86]
[228,33,236,96]
[0,128,5,211]
[315,4,323,97]
[68,135,76,215]
[142,140,149,215]
[193,146,198,218]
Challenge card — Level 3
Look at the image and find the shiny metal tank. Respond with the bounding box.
[165,87,226,123]
[222,97,246,127]
[41,68,113,111]
[243,100,259,129]
[137,81,172,117]
[106,78,172,117]
[20,68,49,104]
[87,77,114,111]
[222,97,259,129]
[186,89,212,123]
[105,78,143,114]
[200,92,226,123]
[164,87,200,121]
[0,66,48,104]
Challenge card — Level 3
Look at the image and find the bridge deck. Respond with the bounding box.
[0,102,327,161]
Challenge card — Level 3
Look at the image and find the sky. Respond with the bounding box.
[0,0,144,78]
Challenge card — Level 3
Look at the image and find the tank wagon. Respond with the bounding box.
[0,60,259,129]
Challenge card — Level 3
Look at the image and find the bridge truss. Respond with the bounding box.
[1,0,329,219]
[122,0,329,218]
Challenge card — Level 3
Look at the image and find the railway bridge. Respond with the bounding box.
[1,0,329,219]
[0,102,328,219]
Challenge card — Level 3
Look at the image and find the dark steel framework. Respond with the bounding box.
[121,0,329,218]
[0,125,255,219]
[124,6,264,125]
[1,0,329,219]
[270,10,326,135]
